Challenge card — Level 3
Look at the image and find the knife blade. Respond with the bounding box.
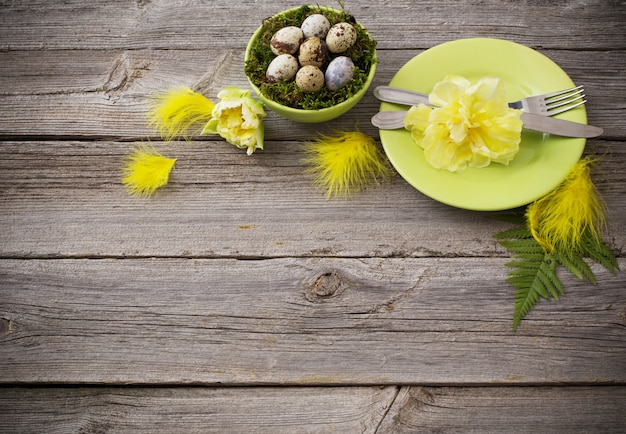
[519,112,602,138]
[371,110,603,138]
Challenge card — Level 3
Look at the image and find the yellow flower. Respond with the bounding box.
[526,157,606,253]
[303,131,392,198]
[203,87,266,155]
[404,75,523,172]
[148,87,215,141]
[122,146,176,197]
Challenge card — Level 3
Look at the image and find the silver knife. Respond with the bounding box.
[372,86,603,138]
[371,110,603,138]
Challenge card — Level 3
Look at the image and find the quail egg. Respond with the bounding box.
[270,26,304,55]
[266,54,299,82]
[324,56,355,91]
[301,14,331,39]
[325,22,357,53]
[295,65,325,93]
[298,37,328,68]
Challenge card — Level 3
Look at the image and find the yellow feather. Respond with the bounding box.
[303,131,392,199]
[122,146,177,197]
[148,87,215,141]
[526,157,606,252]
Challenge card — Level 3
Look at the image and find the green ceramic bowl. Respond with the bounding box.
[244,6,377,123]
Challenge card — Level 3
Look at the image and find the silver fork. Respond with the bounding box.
[508,85,585,116]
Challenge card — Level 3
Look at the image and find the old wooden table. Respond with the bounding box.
[1,0,625,432]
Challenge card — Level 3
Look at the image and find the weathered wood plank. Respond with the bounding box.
[1,258,624,385]
[0,140,623,258]
[1,0,624,50]
[378,386,626,433]
[0,49,625,138]
[0,0,624,430]
[0,386,398,433]
[1,385,624,433]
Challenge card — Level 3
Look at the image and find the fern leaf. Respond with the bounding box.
[510,252,564,329]
[542,257,564,296]
[505,260,544,269]
[498,239,545,255]
[494,225,532,240]
[506,272,536,288]
[579,233,620,275]
[513,286,540,330]
[537,257,562,299]
[494,162,620,330]
[498,223,566,330]
[555,249,596,284]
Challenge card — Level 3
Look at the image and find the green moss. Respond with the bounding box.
[244,5,378,110]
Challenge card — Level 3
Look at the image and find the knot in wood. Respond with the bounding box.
[303,271,349,302]
[0,317,13,338]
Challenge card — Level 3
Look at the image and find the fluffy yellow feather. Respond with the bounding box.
[303,131,392,198]
[122,146,177,197]
[148,87,214,140]
[526,157,606,252]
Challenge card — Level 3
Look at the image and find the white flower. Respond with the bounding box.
[203,87,266,155]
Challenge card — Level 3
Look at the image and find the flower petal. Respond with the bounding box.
[405,76,523,172]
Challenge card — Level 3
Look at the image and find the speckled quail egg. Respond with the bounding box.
[325,22,357,53]
[270,26,304,55]
[266,54,299,83]
[301,14,331,39]
[295,65,325,93]
[297,37,328,68]
[324,56,355,91]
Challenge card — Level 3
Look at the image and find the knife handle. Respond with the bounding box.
[371,111,406,129]
[374,86,430,106]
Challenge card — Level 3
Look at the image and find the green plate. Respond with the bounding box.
[379,38,586,211]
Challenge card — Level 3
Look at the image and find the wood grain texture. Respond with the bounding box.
[0,0,625,431]
[0,140,623,258]
[0,49,625,138]
[1,0,624,50]
[0,386,398,433]
[378,386,626,433]
[1,386,625,433]
[1,258,624,385]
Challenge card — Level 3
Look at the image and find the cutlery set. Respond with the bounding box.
[371,85,602,138]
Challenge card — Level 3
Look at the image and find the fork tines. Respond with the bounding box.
[545,85,586,116]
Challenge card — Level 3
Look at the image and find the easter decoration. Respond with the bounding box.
[122,145,177,197]
[400,74,618,328]
[495,157,618,329]
[244,6,377,110]
[121,3,618,330]
[122,86,266,196]
[303,131,392,199]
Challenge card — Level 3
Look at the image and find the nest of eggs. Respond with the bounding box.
[244,5,377,110]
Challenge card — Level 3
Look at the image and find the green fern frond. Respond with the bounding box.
[506,272,537,287]
[505,260,544,269]
[555,249,596,284]
[537,257,563,299]
[579,231,620,275]
[512,252,548,262]
[494,164,619,330]
[494,226,532,240]
[498,238,545,255]
[513,286,541,328]
[504,240,563,329]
